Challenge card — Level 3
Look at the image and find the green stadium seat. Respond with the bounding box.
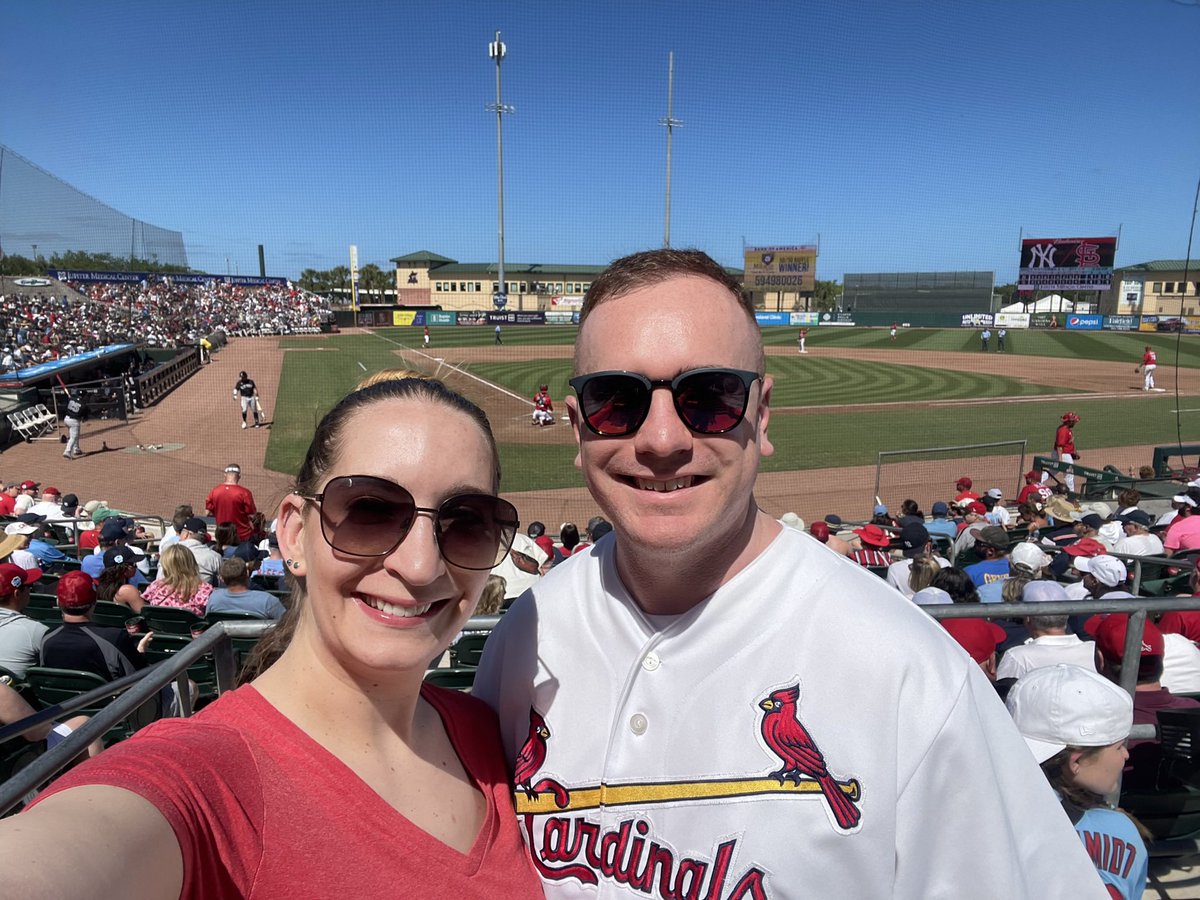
[142,605,206,636]
[424,668,477,691]
[449,632,490,668]
[24,666,152,742]
[141,634,218,703]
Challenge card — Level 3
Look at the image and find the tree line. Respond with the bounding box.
[0,249,191,277]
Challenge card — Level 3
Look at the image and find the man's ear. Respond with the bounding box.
[756,374,774,458]
[566,395,583,470]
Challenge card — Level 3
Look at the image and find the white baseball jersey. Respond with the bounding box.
[476,528,1107,898]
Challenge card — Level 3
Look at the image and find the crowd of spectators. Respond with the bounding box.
[0,277,330,371]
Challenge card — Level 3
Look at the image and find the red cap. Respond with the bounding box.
[942,618,1006,664]
[1024,471,1040,482]
[18,480,37,491]
[967,501,988,516]
[809,522,831,543]
[956,476,973,489]
[0,563,42,598]
[1063,537,1107,557]
[56,570,97,610]
[853,523,891,547]
[42,487,60,497]
[534,535,556,561]
[1090,615,1164,661]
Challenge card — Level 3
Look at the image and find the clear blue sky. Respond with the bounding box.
[2,0,1197,282]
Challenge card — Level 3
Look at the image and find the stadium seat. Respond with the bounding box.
[424,668,477,691]
[90,601,137,628]
[24,666,151,742]
[449,632,490,668]
[141,634,217,702]
[142,605,206,636]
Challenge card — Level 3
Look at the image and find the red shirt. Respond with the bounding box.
[1143,350,1157,366]
[1159,609,1200,643]
[0,494,14,516]
[205,483,257,541]
[1054,424,1075,455]
[1017,484,1051,505]
[79,529,100,551]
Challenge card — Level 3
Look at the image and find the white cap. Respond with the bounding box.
[1022,581,1070,604]
[1010,542,1051,571]
[986,488,1003,499]
[1174,494,1198,508]
[779,512,804,531]
[912,586,953,607]
[1006,665,1133,763]
[510,532,549,566]
[1097,521,1123,548]
[1073,554,1127,587]
[3,522,38,535]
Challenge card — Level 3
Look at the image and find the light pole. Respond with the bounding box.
[659,51,683,248]
[488,32,514,310]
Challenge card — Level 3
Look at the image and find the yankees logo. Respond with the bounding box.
[1027,243,1057,268]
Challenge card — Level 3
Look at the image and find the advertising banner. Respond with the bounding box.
[459,311,489,326]
[789,312,821,326]
[486,311,545,325]
[544,311,575,324]
[961,313,994,327]
[1030,312,1055,328]
[993,312,1030,328]
[754,312,791,326]
[744,245,817,293]
[1139,316,1200,334]
[1018,237,1117,291]
[1102,315,1139,332]
[53,270,147,283]
[391,311,417,327]
[1065,314,1103,331]
[549,296,584,308]
[819,311,856,326]
[426,311,457,326]
[1120,278,1144,311]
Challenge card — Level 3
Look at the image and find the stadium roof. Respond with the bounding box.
[429,261,607,276]
[1117,260,1198,272]
[389,250,456,265]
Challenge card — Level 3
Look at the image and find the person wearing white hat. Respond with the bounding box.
[995,582,1098,681]
[1163,491,1200,557]
[1006,665,1147,900]
[975,540,1051,604]
[1073,555,1133,600]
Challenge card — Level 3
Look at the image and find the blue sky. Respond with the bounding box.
[2,0,1197,282]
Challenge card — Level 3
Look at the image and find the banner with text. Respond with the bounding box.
[744,245,817,294]
[790,312,821,326]
[994,312,1030,328]
[426,311,457,326]
[961,313,994,327]
[1017,237,1116,291]
[754,312,791,326]
[819,311,856,326]
[1102,315,1139,332]
[1065,313,1103,331]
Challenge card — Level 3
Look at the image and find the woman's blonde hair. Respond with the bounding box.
[158,543,203,599]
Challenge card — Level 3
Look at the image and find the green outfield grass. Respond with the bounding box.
[265,329,1200,491]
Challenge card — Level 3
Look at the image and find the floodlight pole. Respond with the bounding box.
[488,32,514,310]
[659,51,683,248]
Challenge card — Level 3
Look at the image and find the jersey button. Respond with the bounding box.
[629,713,648,735]
[642,652,661,671]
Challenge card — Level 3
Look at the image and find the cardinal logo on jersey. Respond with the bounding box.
[759,685,862,831]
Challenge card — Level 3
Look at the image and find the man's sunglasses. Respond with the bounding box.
[296,475,519,571]
[568,367,762,437]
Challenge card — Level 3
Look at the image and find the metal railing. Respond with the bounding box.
[0,620,272,815]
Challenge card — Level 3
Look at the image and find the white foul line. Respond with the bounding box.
[368,330,533,407]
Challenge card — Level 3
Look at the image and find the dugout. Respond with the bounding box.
[843,271,995,315]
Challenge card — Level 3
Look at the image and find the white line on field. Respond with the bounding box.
[368,330,532,406]
[357,361,366,371]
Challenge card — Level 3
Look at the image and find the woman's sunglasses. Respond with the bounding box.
[297,475,519,571]
[568,367,762,437]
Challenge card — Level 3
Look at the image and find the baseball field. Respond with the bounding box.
[262,325,1200,530]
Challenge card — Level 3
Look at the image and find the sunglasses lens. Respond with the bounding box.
[437,494,519,570]
[320,476,416,556]
[675,370,750,434]
[579,374,650,436]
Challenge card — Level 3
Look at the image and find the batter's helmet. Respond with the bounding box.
[1062,412,1080,424]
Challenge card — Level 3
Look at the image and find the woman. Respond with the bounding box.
[1007,665,1148,898]
[213,523,239,559]
[0,378,541,897]
[95,554,145,613]
[929,566,980,605]
[140,544,213,616]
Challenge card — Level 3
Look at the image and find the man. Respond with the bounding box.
[82,519,147,585]
[12,513,71,570]
[1114,510,1165,557]
[531,384,555,427]
[953,476,979,502]
[963,525,1010,587]
[13,480,38,515]
[997,327,1006,352]
[40,570,149,681]
[1054,411,1080,493]
[1136,344,1157,391]
[889,322,897,340]
[172,517,222,585]
[62,388,86,459]
[494,323,502,344]
[848,523,893,569]
[981,327,991,351]
[0,562,46,679]
[206,557,286,619]
[1016,469,1050,506]
[976,541,1052,604]
[26,486,65,521]
[1074,554,1133,601]
[797,328,807,353]
[205,463,258,541]
[233,370,262,429]
[476,248,1104,896]
[924,500,957,544]
[423,325,430,348]
[995,581,1097,680]
[491,533,546,604]
[0,483,18,516]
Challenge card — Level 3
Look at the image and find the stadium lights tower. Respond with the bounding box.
[659,51,682,248]
[488,31,514,310]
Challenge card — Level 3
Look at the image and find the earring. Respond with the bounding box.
[286,558,301,570]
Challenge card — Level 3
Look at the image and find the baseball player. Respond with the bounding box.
[1054,411,1080,492]
[233,371,262,429]
[530,384,554,427]
[1136,345,1157,391]
[797,328,807,353]
[423,325,430,348]
[476,248,1107,898]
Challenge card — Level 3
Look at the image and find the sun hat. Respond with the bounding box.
[1006,664,1133,764]
[853,523,891,548]
[779,512,804,531]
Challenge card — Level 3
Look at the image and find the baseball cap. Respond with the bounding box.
[899,522,931,556]
[18,480,38,491]
[853,523,891,548]
[1173,494,1199,508]
[1063,538,1108,558]
[956,476,973,489]
[16,513,44,525]
[42,486,60,497]
[1073,554,1127,587]
[224,464,241,474]
[1091,616,1165,662]
[56,570,97,610]
[824,514,843,526]
[61,493,79,512]
[99,518,135,542]
[534,534,556,561]
[931,501,949,516]
[966,501,988,516]
[102,546,139,568]
[1010,542,1051,571]
[808,521,831,543]
[912,586,953,607]
[1079,514,1104,530]
[233,540,265,564]
[92,507,122,525]
[985,488,1003,500]
[942,618,1005,664]
[511,532,548,566]
[3,521,39,536]
[1123,510,1152,528]
[527,521,546,538]
[970,525,1009,550]
[181,517,209,535]
[590,521,613,541]
[873,503,889,516]
[0,563,41,598]
[1023,470,1041,482]
[1022,581,1070,604]
[1006,665,1133,764]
